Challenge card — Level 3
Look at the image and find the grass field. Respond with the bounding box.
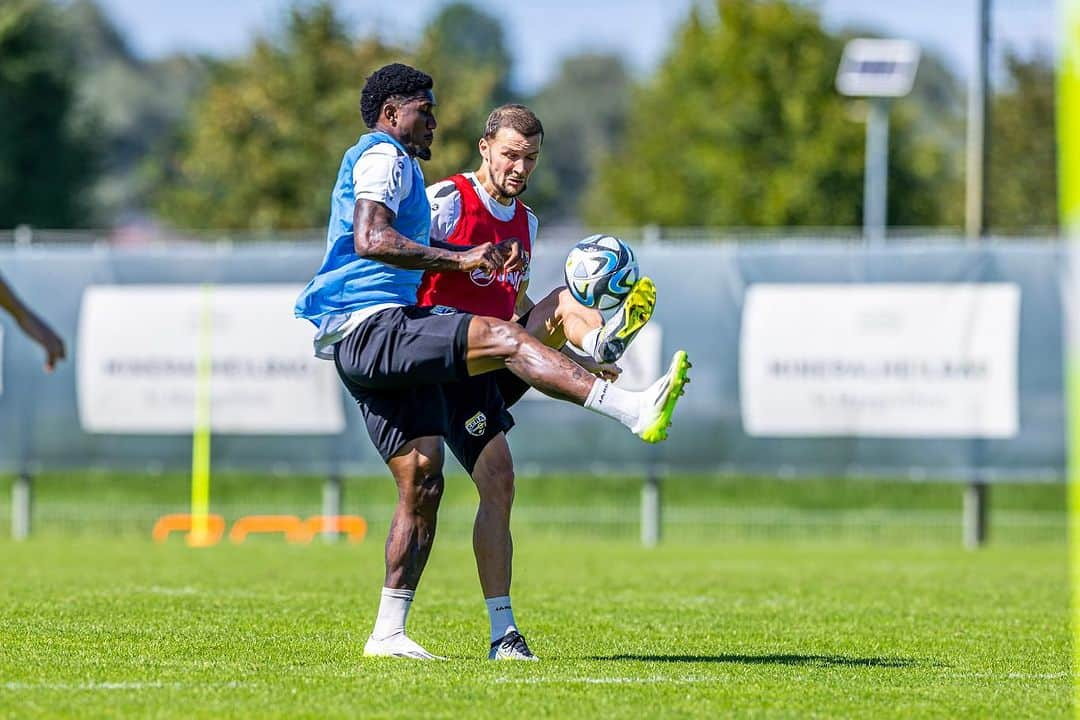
[0,529,1070,718]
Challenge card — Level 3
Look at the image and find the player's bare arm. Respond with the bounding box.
[431,236,525,274]
[0,273,65,372]
[354,198,510,274]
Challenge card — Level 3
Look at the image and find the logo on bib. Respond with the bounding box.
[470,268,496,287]
[465,411,487,437]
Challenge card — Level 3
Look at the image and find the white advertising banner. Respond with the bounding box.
[77,285,344,434]
[740,284,1020,438]
[522,322,663,401]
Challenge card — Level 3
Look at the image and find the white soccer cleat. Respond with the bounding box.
[594,276,657,363]
[632,350,691,444]
[363,633,445,660]
[489,631,538,661]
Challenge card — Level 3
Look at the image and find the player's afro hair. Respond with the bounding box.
[360,63,434,128]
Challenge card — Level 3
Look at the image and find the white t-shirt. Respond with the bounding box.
[311,144,420,359]
[427,172,539,249]
[354,143,417,214]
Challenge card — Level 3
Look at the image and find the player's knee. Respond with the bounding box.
[412,453,444,502]
[392,446,445,509]
[417,472,445,510]
[483,316,530,358]
[555,286,576,311]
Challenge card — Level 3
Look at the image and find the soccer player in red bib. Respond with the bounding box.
[418,105,657,660]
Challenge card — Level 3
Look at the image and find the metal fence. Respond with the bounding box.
[0,233,1066,482]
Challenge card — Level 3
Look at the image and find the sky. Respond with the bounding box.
[91,0,1055,93]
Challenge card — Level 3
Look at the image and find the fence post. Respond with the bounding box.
[322,473,343,543]
[963,479,988,549]
[641,448,661,547]
[12,472,32,540]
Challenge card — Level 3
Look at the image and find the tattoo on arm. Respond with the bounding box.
[429,239,468,252]
[353,200,463,271]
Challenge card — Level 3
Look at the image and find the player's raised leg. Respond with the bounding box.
[523,280,657,365]
[464,315,689,443]
[363,436,446,660]
[591,276,657,363]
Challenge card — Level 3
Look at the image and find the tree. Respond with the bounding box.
[61,0,209,222]
[154,2,398,230]
[526,53,632,222]
[988,51,1056,231]
[585,0,952,229]
[0,0,98,228]
[412,2,514,185]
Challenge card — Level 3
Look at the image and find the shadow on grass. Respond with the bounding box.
[590,653,924,668]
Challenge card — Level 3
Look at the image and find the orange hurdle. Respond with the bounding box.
[228,515,311,544]
[304,515,368,543]
[153,513,369,545]
[152,513,226,545]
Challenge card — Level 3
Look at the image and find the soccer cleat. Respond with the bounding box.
[489,630,539,661]
[363,633,445,660]
[594,276,657,363]
[632,350,691,444]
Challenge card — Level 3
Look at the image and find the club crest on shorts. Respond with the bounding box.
[465,411,487,437]
[429,305,457,315]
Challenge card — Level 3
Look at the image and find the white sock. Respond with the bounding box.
[372,587,414,640]
[485,595,518,643]
[584,379,640,429]
[580,327,602,361]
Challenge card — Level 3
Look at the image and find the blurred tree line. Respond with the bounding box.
[0,0,1058,234]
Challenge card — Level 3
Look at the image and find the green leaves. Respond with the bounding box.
[154,3,399,231]
[585,0,957,230]
[0,0,98,228]
[989,52,1057,231]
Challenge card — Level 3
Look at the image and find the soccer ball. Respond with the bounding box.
[563,234,639,311]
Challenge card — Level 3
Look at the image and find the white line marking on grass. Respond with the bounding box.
[944,672,1073,680]
[4,682,175,691]
[493,676,719,685]
[3,681,248,691]
[145,586,199,596]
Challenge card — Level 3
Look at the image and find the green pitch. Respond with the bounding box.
[0,535,1067,718]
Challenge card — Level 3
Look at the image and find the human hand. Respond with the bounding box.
[577,355,622,381]
[459,242,505,274]
[18,312,66,372]
[493,237,525,273]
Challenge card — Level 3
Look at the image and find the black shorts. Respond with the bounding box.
[334,305,472,390]
[442,374,516,473]
[439,309,533,470]
[491,308,532,408]
[334,304,523,473]
[334,305,472,465]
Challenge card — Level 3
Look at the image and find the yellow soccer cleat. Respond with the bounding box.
[633,350,691,443]
[595,276,657,363]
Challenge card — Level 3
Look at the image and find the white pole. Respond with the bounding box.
[641,467,660,548]
[322,474,343,543]
[863,98,890,244]
[12,472,31,540]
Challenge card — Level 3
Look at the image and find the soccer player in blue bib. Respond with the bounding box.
[295,63,690,660]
